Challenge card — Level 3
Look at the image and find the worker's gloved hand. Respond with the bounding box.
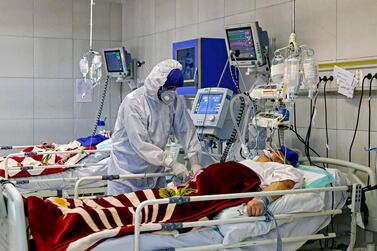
[189,153,203,174]
[170,161,189,180]
[163,156,189,181]
[191,164,203,175]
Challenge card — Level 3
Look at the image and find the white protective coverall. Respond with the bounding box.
[107,59,201,195]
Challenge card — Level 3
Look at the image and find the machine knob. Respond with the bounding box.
[208,115,216,122]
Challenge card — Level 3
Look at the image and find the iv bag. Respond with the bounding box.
[93,54,102,69]
[303,56,318,87]
[90,65,102,84]
[91,54,103,83]
[284,56,300,89]
[80,57,89,78]
[271,55,285,83]
[75,79,93,102]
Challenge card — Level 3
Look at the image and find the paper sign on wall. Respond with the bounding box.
[333,66,356,98]
[75,79,93,103]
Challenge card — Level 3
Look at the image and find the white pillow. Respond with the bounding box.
[216,192,325,245]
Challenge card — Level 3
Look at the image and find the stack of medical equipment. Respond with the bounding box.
[191,22,292,160]
[221,20,317,161]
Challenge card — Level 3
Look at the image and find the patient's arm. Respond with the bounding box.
[246,179,296,216]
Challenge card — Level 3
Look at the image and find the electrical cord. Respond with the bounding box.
[304,79,322,168]
[92,75,110,137]
[323,76,334,167]
[348,74,372,162]
[368,78,372,168]
[367,74,377,185]
[293,102,297,131]
[344,74,372,248]
[318,75,334,248]
[319,76,335,249]
[289,125,321,157]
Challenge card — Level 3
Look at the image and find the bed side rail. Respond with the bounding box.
[299,157,377,232]
[0,180,27,251]
[299,157,376,186]
[134,185,355,251]
[73,172,174,199]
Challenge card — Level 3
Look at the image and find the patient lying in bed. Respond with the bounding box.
[239,149,303,217]
[26,152,303,250]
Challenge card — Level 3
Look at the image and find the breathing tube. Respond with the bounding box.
[220,95,245,162]
[229,93,253,158]
[220,66,246,162]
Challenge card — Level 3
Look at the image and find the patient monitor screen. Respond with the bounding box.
[176,47,196,82]
[226,27,257,60]
[194,94,223,114]
[104,50,124,72]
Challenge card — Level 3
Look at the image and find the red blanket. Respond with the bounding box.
[27,162,261,251]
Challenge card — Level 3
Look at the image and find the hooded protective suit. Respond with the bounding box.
[107,59,201,195]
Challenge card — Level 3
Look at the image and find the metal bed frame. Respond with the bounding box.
[0,157,375,251]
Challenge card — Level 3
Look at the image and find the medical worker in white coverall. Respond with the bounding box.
[107,59,202,195]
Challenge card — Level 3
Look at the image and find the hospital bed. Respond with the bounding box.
[0,157,374,251]
[0,144,110,196]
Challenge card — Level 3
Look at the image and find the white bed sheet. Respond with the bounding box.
[93,168,349,251]
[13,158,109,191]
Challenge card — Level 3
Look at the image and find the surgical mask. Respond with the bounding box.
[159,90,176,105]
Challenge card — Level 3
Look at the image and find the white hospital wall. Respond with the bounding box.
[0,0,122,148]
[121,0,377,167]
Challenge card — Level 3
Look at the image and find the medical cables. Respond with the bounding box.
[323,76,334,167]
[319,75,335,249]
[367,74,377,185]
[348,74,372,162]
[304,79,321,167]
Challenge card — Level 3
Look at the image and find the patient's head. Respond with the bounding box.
[255,147,299,167]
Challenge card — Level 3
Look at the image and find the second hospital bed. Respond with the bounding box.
[0,141,111,194]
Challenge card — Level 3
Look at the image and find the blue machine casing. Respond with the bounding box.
[172,38,236,95]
